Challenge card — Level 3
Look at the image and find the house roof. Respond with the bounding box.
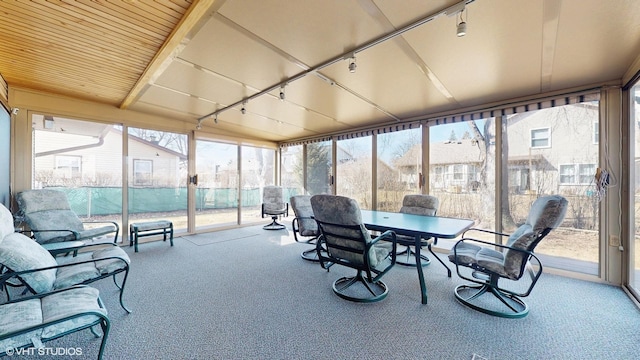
[396,139,483,167]
[1,1,640,142]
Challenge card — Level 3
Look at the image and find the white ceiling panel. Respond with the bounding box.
[2,1,640,143]
[179,15,302,90]
[218,0,391,66]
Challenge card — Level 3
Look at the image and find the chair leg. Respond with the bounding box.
[113,272,132,314]
[395,245,431,267]
[332,270,389,303]
[453,282,530,318]
[263,215,286,230]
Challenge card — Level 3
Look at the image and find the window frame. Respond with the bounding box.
[530,127,551,148]
[133,159,153,186]
[54,155,82,178]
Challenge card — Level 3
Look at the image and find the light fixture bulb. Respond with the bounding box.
[241,107,246,115]
[457,21,467,37]
[196,122,202,130]
[279,85,285,101]
[349,58,357,73]
[214,115,218,124]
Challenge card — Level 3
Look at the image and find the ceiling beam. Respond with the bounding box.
[119,0,220,109]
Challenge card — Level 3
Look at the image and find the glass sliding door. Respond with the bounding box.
[306,141,332,195]
[377,128,422,211]
[631,84,640,294]
[336,137,372,209]
[32,114,123,240]
[503,102,600,273]
[281,145,304,197]
[429,119,496,240]
[240,145,275,224]
[195,140,239,229]
[127,128,188,231]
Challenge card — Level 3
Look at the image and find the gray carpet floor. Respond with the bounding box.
[32,225,640,359]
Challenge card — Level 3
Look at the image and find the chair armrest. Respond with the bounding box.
[27,229,81,241]
[451,237,543,297]
[370,230,398,258]
[461,227,510,238]
[0,249,129,283]
[371,230,397,246]
[80,221,120,243]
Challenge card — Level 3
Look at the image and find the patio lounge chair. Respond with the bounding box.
[15,189,119,247]
[0,285,110,360]
[0,203,132,313]
[448,195,568,318]
[290,195,322,261]
[261,186,288,230]
[311,194,397,303]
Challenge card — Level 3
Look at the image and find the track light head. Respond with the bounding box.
[196,121,202,130]
[456,8,467,37]
[348,57,357,73]
[457,21,466,37]
[279,85,285,101]
[241,101,247,114]
[214,114,218,124]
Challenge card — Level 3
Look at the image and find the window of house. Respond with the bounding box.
[559,163,595,185]
[578,164,596,184]
[530,128,550,148]
[559,164,576,184]
[453,164,463,180]
[55,155,81,178]
[133,159,153,186]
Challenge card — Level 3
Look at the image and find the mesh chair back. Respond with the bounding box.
[400,194,438,216]
[16,190,85,243]
[311,195,385,268]
[262,186,286,214]
[290,195,317,236]
[503,195,568,278]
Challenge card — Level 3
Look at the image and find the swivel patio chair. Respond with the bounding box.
[0,285,110,360]
[0,203,132,313]
[16,189,119,249]
[311,194,397,303]
[290,195,323,261]
[261,186,288,230]
[448,195,568,318]
[395,195,451,276]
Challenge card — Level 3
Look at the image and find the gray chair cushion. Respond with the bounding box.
[41,286,107,339]
[0,286,106,350]
[397,195,438,244]
[16,190,118,244]
[54,247,130,289]
[263,186,287,214]
[449,195,568,280]
[0,233,57,293]
[311,195,381,267]
[0,298,43,351]
[0,204,15,243]
[290,195,317,235]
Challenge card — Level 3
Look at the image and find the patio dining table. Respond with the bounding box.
[360,210,474,304]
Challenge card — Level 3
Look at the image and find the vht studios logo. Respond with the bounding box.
[5,347,83,356]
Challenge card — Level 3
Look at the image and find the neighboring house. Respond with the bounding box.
[396,103,599,194]
[34,123,186,188]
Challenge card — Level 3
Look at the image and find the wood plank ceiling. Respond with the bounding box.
[1,0,640,143]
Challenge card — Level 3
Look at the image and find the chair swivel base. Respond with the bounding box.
[301,247,329,262]
[332,271,389,303]
[453,283,529,318]
[395,246,431,267]
[263,216,286,230]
